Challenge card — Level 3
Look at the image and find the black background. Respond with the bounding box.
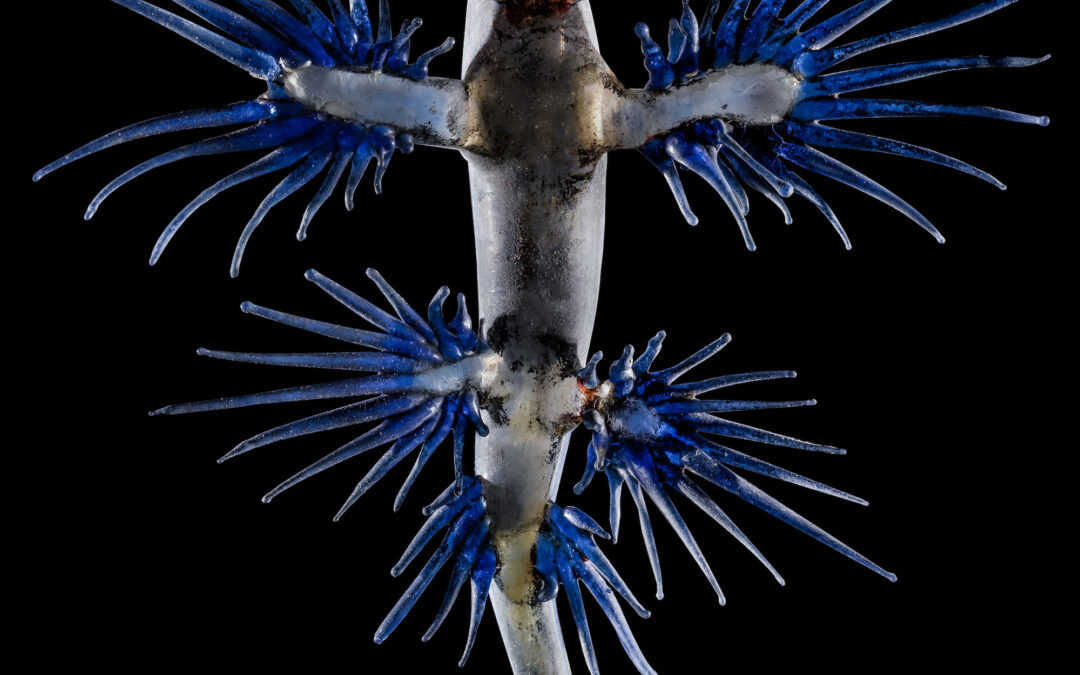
[16,1,1067,672]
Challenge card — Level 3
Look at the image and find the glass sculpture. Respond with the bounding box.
[35,1,1049,672]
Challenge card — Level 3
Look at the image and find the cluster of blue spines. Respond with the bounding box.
[636,0,1049,249]
[151,268,490,516]
[377,476,497,666]
[575,330,896,607]
[34,0,456,276]
[537,505,656,675]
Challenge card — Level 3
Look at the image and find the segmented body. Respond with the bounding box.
[33,1,1049,673]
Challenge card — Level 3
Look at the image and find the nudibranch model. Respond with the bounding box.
[36,1,1047,673]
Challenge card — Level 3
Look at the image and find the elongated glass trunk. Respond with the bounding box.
[463,1,608,672]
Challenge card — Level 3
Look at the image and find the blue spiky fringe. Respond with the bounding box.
[376,480,657,674]
[575,330,896,605]
[637,0,1049,248]
[377,476,497,666]
[34,0,455,276]
[151,268,489,516]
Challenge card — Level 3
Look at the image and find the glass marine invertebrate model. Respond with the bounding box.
[34,1,1049,672]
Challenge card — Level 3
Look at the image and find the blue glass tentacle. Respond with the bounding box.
[33,100,274,182]
[111,0,280,78]
[795,0,1019,76]
[86,115,321,220]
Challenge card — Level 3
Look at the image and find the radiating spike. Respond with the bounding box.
[574,436,599,496]
[699,0,722,44]
[34,100,272,182]
[630,459,725,605]
[610,345,636,397]
[802,55,1050,98]
[631,332,666,379]
[667,18,687,65]
[678,0,700,58]
[423,482,460,517]
[298,146,353,241]
[650,334,732,385]
[687,433,865,504]
[459,549,496,667]
[376,505,485,643]
[674,474,785,585]
[713,125,793,197]
[783,121,1005,189]
[712,0,753,68]
[687,454,896,581]
[659,370,797,399]
[240,301,441,361]
[694,413,843,453]
[607,470,625,543]
[334,401,443,520]
[264,402,440,503]
[654,398,816,414]
[779,0,830,30]
[230,144,336,277]
[776,142,945,243]
[407,37,455,79]
[370,128,397,193]
[739,0,785,62]
[395,400,457,511]
[235,0,336,65]
[626,479,664,600]
[791,97,1049,127]
[394,500,478,579]
[796,0,1020,76]
[562,506,611,541]
[305,269,427,344]
[664,135,755,249]
[422,522,490,641]
[149,134,327,265]
[86,115,320,220]
[225,143,330,278]
[344,144,374,210]
[450,294,478,352]
[578,351,603,389]
[196,347,423,373]
[462,386,488,436]
[422,557,470,642]
[218,393,425,462]
[452,406,468,492]
[427,286,465,360]
[640,141,698,224]
[327,0,360,54]
[111,0,279,78]
[555,556,600,675]
[375,0,393,44]
[150,374,420,418]
[775,0,892,66]
[574,560,658,675]
[779,167,852,248]
[287,0,348,57]
[350,0,373,47]
[353,277,434,354]
[172,0,305,64]
[757,0,832,59]
[713,148,750,215]
[723,150,794,224]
